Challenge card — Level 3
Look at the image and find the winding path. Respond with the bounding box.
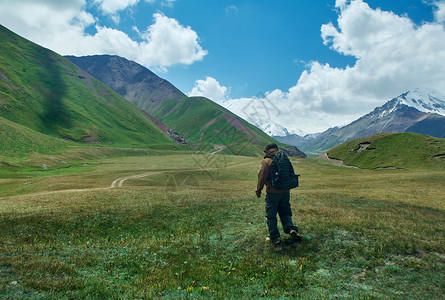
[317,153,359,169]
[1,160,255,200]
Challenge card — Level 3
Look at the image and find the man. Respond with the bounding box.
[256,143,301,245]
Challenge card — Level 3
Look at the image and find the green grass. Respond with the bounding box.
[0,25,175,148]
[327,132,445,170]
[153,96,286,156]
[1,154,444,299]
[0,117,71,157]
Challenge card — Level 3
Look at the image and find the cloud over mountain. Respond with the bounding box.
[194,0,445,134]
[0,0,206,69]
[188,77,229,103]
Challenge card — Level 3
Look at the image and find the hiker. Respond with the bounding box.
[256,143,301,245]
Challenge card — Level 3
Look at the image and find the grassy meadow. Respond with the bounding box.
[327,133,445,170]
[0,152,444,299]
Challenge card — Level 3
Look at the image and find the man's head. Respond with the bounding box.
[264,143,278,153]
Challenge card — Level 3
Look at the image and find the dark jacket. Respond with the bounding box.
[256,148,289,194]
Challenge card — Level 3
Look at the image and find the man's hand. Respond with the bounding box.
[255,190,261,198]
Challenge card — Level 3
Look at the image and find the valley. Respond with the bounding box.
[1,153,444,298]
[1,22,444,299]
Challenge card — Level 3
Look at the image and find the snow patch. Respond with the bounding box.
[397,87,445,116]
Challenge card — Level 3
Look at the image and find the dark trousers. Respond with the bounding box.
[265,192,297,239]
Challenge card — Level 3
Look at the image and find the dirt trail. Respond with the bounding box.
[1,161,256,199]
[111,171,159,188]
[317,153,359,169]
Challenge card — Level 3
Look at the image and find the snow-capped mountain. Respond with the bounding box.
[222,87,444,154]
[280,88,445,155]
[397,87,445,115]
[222,97,303,137]
[376,87,445,119]
[257,121,304,137]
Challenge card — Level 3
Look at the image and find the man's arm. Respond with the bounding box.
[256,160,269,198]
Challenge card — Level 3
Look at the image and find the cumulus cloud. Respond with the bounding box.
[138,13,207,68]
[0,0,207,70]
[306,0,445,111]
[188,77,229,103]
[220,0,445,134]
[94,0,139,15]
[433,0,445,22]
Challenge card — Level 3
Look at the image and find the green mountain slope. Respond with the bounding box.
[153,96,283,154]
[66,55,303,156]
[0,25,174,149]
[0,116,69,156]
[327,132,445,170]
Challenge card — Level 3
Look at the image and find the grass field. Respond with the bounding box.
[327,133,445,170]
[0,153,444,299]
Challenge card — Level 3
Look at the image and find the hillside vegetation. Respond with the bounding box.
[154,96,279,155]
[66,55,290,156]
[0,25,174,148]
[327,132,445,169]
[0,117,69,157]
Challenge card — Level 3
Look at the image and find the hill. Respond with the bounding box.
[326,132,445,170]
[0,25,175,149]
[66,55,304,157]
[0,116,69,157]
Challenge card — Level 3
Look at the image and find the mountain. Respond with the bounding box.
[65,55,185,113]
[0,25,175,149]
[281,88,445,155]
[67,55,305,157]
[273,132,321,151]
[256,121,305,137]
[222,98,303,137]
[325,132,445,170]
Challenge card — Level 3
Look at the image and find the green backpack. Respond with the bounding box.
[269,151,299,190]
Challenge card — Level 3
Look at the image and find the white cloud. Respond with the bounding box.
[138,13,207,68]
[0,0,207,69]
[210,0,445,133]
[310,0,445,111]
[188,77,229,103]
[335,0,348,9]
[94,0,139,15]
[215,0,445,134]
[433,0,445,22]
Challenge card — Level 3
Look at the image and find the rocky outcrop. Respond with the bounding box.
[282,146,307,158]
[144,111,188,145]
[166,128,189,145]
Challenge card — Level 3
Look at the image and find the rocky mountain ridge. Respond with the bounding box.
[275,88,445,155]
[65,55,186,113]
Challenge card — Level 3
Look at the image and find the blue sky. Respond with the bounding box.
[81,0,436,98]
[1,0,444,133]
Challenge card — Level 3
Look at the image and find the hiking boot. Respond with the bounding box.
[289,229,302,241]
[266,237,281,246]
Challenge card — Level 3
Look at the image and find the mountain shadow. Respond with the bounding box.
[0,24,176,147]
[35,46,70,132]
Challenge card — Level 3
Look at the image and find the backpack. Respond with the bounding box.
[268,151,300,190]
